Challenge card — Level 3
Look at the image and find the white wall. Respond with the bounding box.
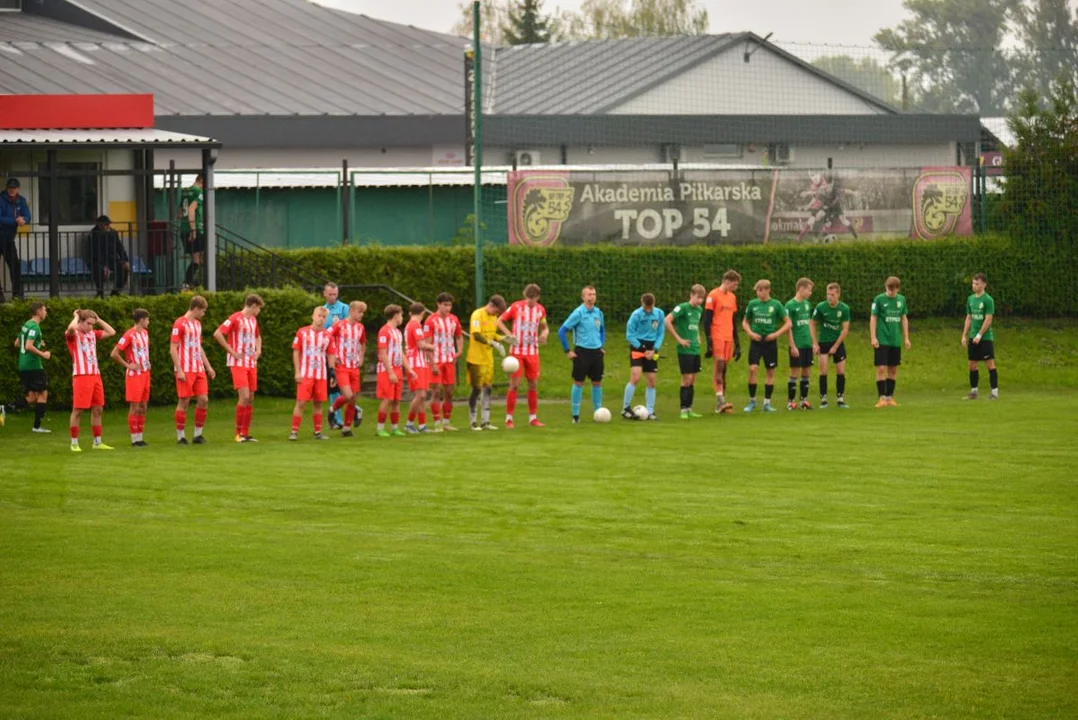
[610,46,889,116]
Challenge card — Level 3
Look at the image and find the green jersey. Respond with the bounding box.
[181,184,204,228]
[785,297,813,348]
[966,292,995,341]
[670,301,702,356]
[745,298,787,338]
[18,320,44,371]
[871,293,907,347]
[812,301,851,344]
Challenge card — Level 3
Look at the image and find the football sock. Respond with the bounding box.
[787,379,797,402]
[443,400,453,419]
[244,405,253,436]
[836,374,846,396]
[527,389,538,416]
[876,380,886,398]
[431,403,441,422]
[748,383,757,399]
[886,379,896,397]
[175,410,187,433]
[506,388,518,417]
[33,402,46,429]
[291,413,302,432]
[70,425,80,442]
[970,370,979,390]
[645,387,656,414]
[764,384,774,401]
[390,412,400,428]
[989,369,998,390]
[313,413,323,434]
[407,411,416,423]
[418,412,426,426]
[236,405,244,435]
[819,375,828,397]
[570,384,583,417]
[481,388,492,424]
[344,404,355,427]
[92,424,102,444]
[194,408,207,437]
[679,387,689,410]
[800,379,809,401]
[623,382,636,410]
[468,388,480,421]
[592,385,603,411]
[687,385,694,409]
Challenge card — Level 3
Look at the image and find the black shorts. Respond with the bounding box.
[183,231,207,254]
[874,345,902,367]
[968,340,994,362]
[571,347,604,383]
[19,369,48,393]
[818,341,847,364]
[678,353,702,375]
[748,340,779,369]
[629,340,659,373]
[789,346,814,369]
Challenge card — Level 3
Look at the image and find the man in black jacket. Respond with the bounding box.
[89,215,130,298]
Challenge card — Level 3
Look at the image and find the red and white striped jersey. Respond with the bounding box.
[423,312,462,364]
[328,320,366,370]
[66,329,104,377]
[292,325,330,380]
[502,300,547,357]
[405,319,429,369]
[171,316,205,374]
[376,325,404,373]
[217,311,260,368]
[115,327,150,376]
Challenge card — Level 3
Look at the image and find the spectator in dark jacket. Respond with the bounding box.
[89,215,130,298]
[0,177,31,301]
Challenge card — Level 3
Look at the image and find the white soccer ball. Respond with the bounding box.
[502,356,520,374]
[593,407,612,423]
[633,405,650,420]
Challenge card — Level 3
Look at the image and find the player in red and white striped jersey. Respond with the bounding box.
[170,295,216,445]
[290,306,332,440]
[404,302,434,433]
[327,300,367,437]
[501,284,550,428]
[64,309,116,451]
[375,304,416,437]
[109,308,151,447]
[213,294,264,443]
[423,292,464,431]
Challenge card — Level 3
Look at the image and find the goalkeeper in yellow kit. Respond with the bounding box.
[467,294,514,430]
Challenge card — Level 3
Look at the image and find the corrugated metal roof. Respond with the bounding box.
[0,13,127,42]
[0,128,216,145]
[152,168,509,189]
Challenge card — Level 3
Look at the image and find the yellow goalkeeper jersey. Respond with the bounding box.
[467,307,502,365]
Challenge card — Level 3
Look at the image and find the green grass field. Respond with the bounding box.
[2,319,1077,718]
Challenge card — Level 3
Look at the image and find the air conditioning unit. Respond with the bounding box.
[660,143,684,163]
[516,150,540,166]
[768,142,794,165]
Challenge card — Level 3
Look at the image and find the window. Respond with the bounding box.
[701,143,743,160]
[38,162,101,225]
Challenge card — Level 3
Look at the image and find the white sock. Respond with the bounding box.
[529,414,537,421]
[93,437,101,446]
[71,438,79,447]
[177,429,185,441]
[194,425,203,438]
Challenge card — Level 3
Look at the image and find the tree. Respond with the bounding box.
[559,0,709,40]
[812,55,904,107]
[452,0,513,44]
[1000,77,1078,244]
[503,0,555,45]
[874,0,1020,114]
[1014,0,1078,98]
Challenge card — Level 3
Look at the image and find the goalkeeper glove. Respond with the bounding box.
[733,343,742,362]
[493,340,506,357]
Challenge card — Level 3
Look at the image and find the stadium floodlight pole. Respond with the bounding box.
[471,0,485,308]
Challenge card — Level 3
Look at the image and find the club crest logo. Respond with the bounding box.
[913,170,970,239]
[509,173,575,247]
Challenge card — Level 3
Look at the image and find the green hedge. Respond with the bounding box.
[2,288,322,408]
[279,236,1078,323]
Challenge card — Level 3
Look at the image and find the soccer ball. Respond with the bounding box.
[632,405,650,420]
[593,407,612,423]
[502,356,520,374]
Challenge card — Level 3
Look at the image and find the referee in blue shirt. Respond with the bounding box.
[623,293,664,420]
[323,282,350,428]
[558,285,605,423]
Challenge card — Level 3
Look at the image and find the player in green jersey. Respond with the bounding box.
[12,301,52,432]
[784,277,817,410]
[870,276,911,407]
[664,284,706,419]
[811,282,851,408]
[180,174,205,288]
[742,279,791,413]
[961,272,998,400]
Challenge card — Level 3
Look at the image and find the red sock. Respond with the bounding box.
[390,411,400,425]
[443,400,452,418]
[194,408,207,429]
[313,413,323,433]
[291,413,301,432]
[418,412,426,425]
[332,396,347,413]
[70,425,80,440]
[244,405,254,436]
[407,411,416,423]
[235,405,244,435]
[92,424,102,439]
[377,410,387,424]
[432,403,441,422]
[175,410,187,431]
[137,415,146,433]
[128,413,138,435]
[506,389,518,416]
[344,404,355,427]
[527,389,539,415]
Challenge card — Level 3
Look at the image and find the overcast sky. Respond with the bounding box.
[314,0,916,45]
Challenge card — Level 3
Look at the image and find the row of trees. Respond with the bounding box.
[454,0,1078,115]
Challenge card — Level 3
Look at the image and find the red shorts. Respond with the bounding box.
[230,366,258,392]
[125,373,151,404]
[712,338,736,362]
[408,365,430,392]
[432,362,456,386]
[377,372,403,402]
[72,375,105,410]
[511,354,541,381]
[296,377,328,402]
[336,366,361,393]
[176,372,208,399]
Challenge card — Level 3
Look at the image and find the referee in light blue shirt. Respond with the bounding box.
[558,285,605,423]
[322,282,349,427]
[623,293,664,420]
